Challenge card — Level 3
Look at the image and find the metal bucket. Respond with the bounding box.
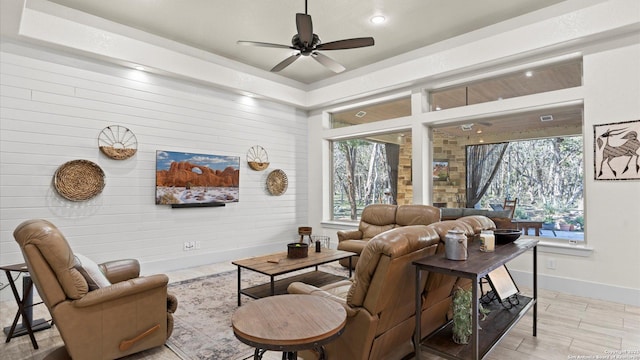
[445,229,468,260]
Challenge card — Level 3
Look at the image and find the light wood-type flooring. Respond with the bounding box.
[1,261,638,360]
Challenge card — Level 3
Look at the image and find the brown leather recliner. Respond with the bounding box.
[289,225,441,360]
[13,219,177,360]
[337,204,440,268]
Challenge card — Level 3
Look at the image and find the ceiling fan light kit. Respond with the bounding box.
[237,0,374,73]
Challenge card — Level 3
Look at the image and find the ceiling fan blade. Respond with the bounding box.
[271,53,301,72]
[311,52,345,73]
[237,41,294,50]
[317,37,375,51]
[296,13,313,46]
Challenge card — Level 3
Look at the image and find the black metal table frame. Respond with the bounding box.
[1,263,52,349]
[238,327,345,360]
[413,239,538,360]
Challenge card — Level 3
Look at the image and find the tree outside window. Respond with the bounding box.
[332,132,410,221]
[477,136,584,240]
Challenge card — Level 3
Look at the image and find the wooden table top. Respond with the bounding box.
[232,248,354,276]
[413,237,538,278]
[0,263,29,272]
[232,294,347,349]
[513,220,543,225]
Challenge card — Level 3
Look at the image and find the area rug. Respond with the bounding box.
[165,264,349,360]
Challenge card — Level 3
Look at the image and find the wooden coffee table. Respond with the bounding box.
[232,248,354,306]
[232,294,347,360]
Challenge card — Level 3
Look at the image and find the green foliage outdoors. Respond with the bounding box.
[333,139,391,220]
[481,136,584,228]
[332,135,584,229]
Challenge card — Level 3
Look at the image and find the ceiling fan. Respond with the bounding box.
[237,0,375,73]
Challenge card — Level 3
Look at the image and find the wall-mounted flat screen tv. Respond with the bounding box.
[156,150,240,206]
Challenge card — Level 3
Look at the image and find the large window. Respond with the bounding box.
[430,59,582,111]
[330,96,411,128]
[469,137,584,241]
[429,58,584,242]
[332,131,411,221]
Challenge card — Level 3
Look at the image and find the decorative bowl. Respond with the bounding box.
[493,229,522,245]
[287,242,309,258]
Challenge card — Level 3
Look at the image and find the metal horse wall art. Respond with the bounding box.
[594,119,640,180]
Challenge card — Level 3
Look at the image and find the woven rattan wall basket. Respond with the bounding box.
[98,125,137,160]
[246,145,269,171]
[266,169,288,196]
[54,160,105,201]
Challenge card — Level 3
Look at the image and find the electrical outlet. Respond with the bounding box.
[546,258,556,269]
[183,241,190,251]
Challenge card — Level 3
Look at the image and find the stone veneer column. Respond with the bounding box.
[396,135,413,205]
[432,131,466,207]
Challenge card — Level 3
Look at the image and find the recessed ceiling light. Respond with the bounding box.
[525,71,533,77]
[476,130,483,134]
[370,15,386,24]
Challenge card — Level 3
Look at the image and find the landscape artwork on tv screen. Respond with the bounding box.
[156,150,240,205]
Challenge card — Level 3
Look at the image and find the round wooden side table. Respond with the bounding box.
[232,294,347,360]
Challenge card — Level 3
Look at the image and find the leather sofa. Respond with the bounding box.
[13,219,177,360]
[337,204,440,268]
[440,207,515,229]
[289,216,495,360]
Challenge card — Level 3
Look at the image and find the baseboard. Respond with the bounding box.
[509,269,640,307]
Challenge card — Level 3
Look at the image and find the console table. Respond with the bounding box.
[413,238,538,360]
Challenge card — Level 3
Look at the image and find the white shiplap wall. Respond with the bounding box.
[0,45,308,290]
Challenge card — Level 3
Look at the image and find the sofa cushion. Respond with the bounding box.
[456,215,497,233]
[396,205,441,226]
[74,254,111,291]
[337,239,369,254]
[359,204,397,227]
[361,224,395,240]
[347,225,440,307]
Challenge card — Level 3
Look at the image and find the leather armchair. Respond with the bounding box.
[289,225,441,360]
[13,219,177,360]
[337,204,440,268]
